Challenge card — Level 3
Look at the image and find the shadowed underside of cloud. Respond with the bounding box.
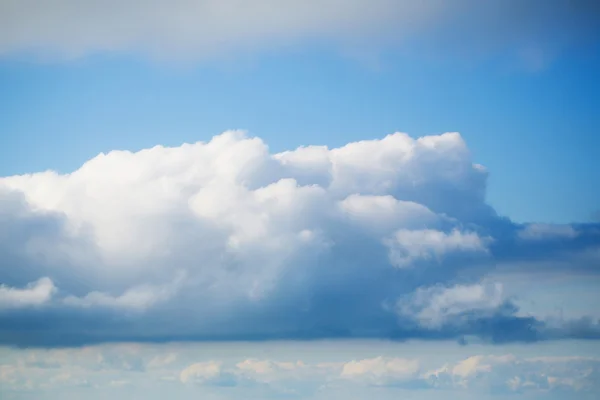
[0,130,599,346]
[0,0,599,66]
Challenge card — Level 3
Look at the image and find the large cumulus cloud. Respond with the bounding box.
[0,130,599,346]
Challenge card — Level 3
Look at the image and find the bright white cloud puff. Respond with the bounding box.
[0,130,599,346]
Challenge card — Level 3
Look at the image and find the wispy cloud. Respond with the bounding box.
[0,0,598,66]
[2,343,599,397]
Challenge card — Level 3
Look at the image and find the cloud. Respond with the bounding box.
[0,278,56,309]
[397,282,506,329]
[386,229,489,268]
[63,271,185,311]
[0,130,599,346]
[339,195,439,234]
[0,1,598,65]
[178,358,325,389]
[236,359,301,376]
[423,354,600,393]
[233,359,313,386]
[2,344,599,396]
[179,361,222,384]
[146,353,178,369]
[518,223,579,241]
[340,357,420,385]
[449,355,496,378]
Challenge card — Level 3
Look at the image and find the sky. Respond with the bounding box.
[0,1,599,399]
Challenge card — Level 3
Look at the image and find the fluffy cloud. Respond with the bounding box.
[424,354,600,393]
[0,130,599,346]
[179,361,222,384]
[0,1,598,65]
[340,357,420,385]
[398,282,506,328]
[386,229,489,268]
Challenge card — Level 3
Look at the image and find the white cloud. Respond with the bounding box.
[0,130,598,344]
[386,229,489,268]
[423,353,600,392]
[0,277,56,309]
[180,358,317,387]
[236,359,301,375]
[341,357,420,385]
[339,195,440,235]
[399,282,505,328]
[451,355,495,378]
[234,359,310,383]
[179,361,222,384]
[0,130,486,297]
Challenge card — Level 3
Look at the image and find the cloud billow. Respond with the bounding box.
[0,130,599,346]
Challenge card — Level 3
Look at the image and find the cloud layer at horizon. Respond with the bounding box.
[2,341,600,399]
[1,130,599,346]
[1,0,599,66]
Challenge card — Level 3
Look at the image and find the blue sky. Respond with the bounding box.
[0,1,599,399]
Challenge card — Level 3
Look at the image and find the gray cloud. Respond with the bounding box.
[0,1,598,65]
